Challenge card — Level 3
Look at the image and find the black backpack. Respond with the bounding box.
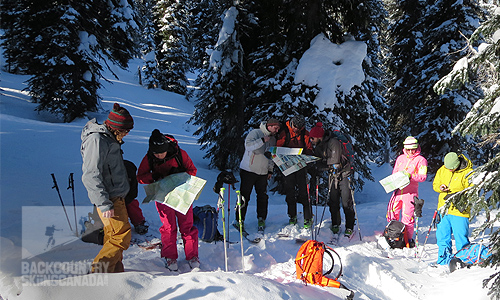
[383,220,406,249]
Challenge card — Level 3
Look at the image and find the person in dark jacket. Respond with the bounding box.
[81,103,134,273]
[276,115,314,228]
[123,160,149,235]
[137,129,199,271]
[309,122,356,238]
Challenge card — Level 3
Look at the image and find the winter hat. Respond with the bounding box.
[403,136,418,149]
[444,152,460,170]
[309,122,325,138]
[105,103,134,131]
[291,115,305,129]
[149,129,170,154]
[266,118,280,127]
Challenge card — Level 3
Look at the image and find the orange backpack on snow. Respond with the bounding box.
[295,240,342,287]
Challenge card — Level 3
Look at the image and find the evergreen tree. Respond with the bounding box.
[1,0,138,121]
[324,0,388,186]
[385,0,484,172]
[246,0,388,190]
[189,4,251,170]
[185,0,224,71]
[147,0,189,95]
[0,0,26,73]
[434,9,500,299]
[134,0,157,86]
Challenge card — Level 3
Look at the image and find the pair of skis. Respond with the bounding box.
[51,173,78,237]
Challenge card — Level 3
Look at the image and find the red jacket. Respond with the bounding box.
[137,149,197,184]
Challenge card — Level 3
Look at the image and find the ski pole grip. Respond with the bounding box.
[51,173,58,189]
[68,173,74,189]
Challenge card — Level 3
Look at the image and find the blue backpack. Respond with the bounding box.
[193,205,222,243]
[450,243,492,272]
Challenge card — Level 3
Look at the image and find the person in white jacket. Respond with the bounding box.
[236,118,280,231]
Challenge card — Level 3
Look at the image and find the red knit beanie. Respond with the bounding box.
[104,103,134,131]
[309,122,325,138]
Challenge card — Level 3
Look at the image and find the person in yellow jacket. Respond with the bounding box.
[432,152,474,266]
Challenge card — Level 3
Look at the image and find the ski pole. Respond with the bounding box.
[412,196,425,257]
[68,173,78,237]
[227,183,231,243]
[51,173,73,231]
[217,187,228,271]
[316,170,333,237]
[349,179,362,241]
[307,182,313,241]
[236,190,245,273]
[419,210,438,261]
[315,176,319,241]
[414,216,419,258]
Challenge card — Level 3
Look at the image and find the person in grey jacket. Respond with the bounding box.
[81,103,134,273]
[236,118,280,231]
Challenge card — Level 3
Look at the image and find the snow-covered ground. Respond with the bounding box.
[1,55,498,299]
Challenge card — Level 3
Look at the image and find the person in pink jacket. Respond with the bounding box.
[386,136,428,246]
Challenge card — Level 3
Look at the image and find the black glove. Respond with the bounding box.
[412,196,425,218]
[264,151,272,159]
[444,193,456,200]
[213,180,223,194]
[152,172,162,182]
[433,213,441,227]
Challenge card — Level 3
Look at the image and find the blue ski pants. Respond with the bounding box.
[436,214,470,265]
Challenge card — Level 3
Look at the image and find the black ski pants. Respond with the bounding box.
[328,175,355,230]
[237,169,269,222]
[284,168,312,220]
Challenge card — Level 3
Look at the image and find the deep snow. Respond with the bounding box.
[1,42,498,300]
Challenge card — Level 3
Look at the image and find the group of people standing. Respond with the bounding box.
[80,103,474,274]
[237,115,357,238]
[81,103,200,273]
[385,136,474,267]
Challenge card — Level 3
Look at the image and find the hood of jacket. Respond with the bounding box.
[81,118,112,142]
[260,121,272,136]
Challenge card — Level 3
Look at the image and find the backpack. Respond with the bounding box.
[452,243,492,267]
[295,240,343,288]
[330,130,354,166]
[193,205,222,243]
[81,205,104,245]
[383,220,406,249]
[123,160,138,205]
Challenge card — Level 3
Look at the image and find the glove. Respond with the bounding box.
[213,180,223,194]
[402,171,411,179]
[412,196,424,218]
[444,192,456,200]
[433,213,441,228]
[264,151,272,159]
[152,172,162,182]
